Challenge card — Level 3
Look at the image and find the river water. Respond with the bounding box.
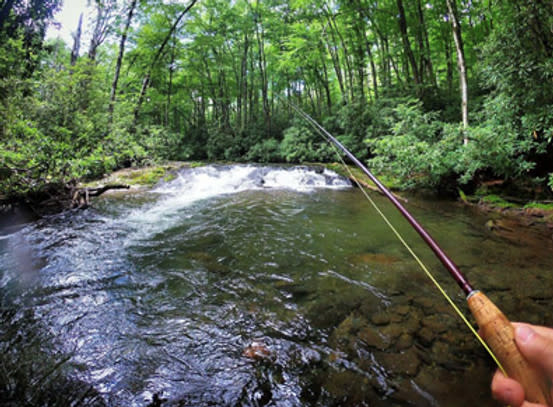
[1,165,552,406]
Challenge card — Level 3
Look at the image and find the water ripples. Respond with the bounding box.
[1,165,552,406]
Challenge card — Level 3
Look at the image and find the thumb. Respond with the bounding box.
[515,325,553,378]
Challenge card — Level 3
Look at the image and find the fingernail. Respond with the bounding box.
[515,325,535,344]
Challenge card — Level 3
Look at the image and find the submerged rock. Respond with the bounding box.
[358,327,390,350]
[370,312,391,326]
[421,314,449,334]
[349,252,402,265]
[416,326,436,347]
[396,333,414,350]
[243,340,272,360]
[376,347,421,376]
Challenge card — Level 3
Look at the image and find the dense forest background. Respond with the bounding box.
[1,0,553,199]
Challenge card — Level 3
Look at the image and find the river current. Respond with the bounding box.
[1,165,552,406]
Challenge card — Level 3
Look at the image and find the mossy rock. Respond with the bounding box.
[83,161,201,189]
[480,194,518,209]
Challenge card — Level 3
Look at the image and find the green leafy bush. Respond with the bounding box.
[246,139,282,162]
[280,121,334,163]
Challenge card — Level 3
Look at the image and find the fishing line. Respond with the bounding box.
[285,100,506,375]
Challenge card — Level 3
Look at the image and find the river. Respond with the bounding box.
[1,165,552,406]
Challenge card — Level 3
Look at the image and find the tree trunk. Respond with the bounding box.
[416,0,436,87]
[240,33,249,132]
[166,38,175,128]
[109,0,138,123]
[252,1,271,135]
[88,1,113,62]
[325,6,353,102]
[446,0,469,142]
[322,23,346,103]
[70,13,83,66]
[396,0,421,87]
[319,48,332,111]
[444,34,453,96]
[133,0,198,128]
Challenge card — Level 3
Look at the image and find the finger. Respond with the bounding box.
[515,325,553,378]
[512,322,553,342]
[519,401,551,407]
[491,370,525,406]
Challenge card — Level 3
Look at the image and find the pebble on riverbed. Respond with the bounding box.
[243,340,272,360]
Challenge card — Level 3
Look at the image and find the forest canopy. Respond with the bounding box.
[1,0,552,198]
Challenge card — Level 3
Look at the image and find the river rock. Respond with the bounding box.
[243,340,271,360]
[322,370,378,405]
[392,305,411,316]
[329,313,366,353]
[358,327,390,350]
[396,333,414,350]
[370,312,390,326]
[413,297,436,315]
[402,315,421,335]
[376,347,421,376]
[349,252,401,265]
[416,326,435,347]
[429,340,452,365]
[421,314,448,334]
[389,380,436,407]
[380,323,404,340]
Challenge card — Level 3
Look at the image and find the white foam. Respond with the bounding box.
[124,165,350,239]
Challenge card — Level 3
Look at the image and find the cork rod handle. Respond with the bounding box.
[467,291,552,405]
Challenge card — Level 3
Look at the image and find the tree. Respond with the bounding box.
[108,0,138,122]
[70,13,83,65]
[445,0,468,142]
[88,0,116,61]
[132,0,198,127]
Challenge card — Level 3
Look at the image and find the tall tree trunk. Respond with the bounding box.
[322,23,346,103]
[166,35,176,128]
[416,0,436,87]
[240,33,249,132]
[362,31,378,100]
[444,34,453,96]
[446,0,469,142]
[109,0,138,123]
[252,1,271,135]
[133,0,198,128]
[88,1,113,62]
[352,20,366,102]
[70,13,83,66]
[396,0,421,87]
[325,6,353,103]
[319,47,332,111]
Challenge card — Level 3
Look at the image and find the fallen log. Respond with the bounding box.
[71,184,130,209]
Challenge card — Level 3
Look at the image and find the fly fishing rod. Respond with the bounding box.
[286,100,551,405]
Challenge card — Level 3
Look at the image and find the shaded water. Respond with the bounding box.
[1,165,552,406]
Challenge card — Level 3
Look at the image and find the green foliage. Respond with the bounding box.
[246,138,282,163]
[1,0,553,202]
[0,40,150,197]
[205,127,241,161]
[280,121,334,163]
[366,98,545,190]
[481,195,516,209]
[523,201,553,211]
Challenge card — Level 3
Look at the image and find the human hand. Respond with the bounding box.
[491,323,553,407]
